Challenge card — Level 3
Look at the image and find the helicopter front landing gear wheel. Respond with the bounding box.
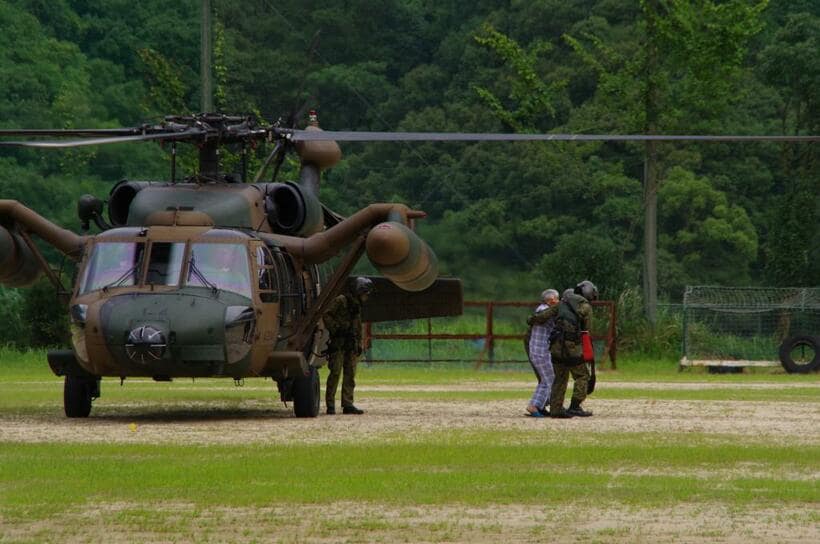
[292,366,320,418]
[64,375,100,418]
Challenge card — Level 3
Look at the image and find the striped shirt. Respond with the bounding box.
[528,303,554,359]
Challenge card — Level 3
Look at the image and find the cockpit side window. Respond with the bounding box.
[186,242,252,299]
[79,242,146,294]
[145,242,185,286]
[255,245,278,303]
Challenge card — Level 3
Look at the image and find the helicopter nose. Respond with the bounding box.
[125,325,167,364]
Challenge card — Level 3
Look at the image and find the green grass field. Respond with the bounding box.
[1,348,818,543]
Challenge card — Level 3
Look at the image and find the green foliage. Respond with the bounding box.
[685,321,777,360]
[0,0,816,351]
[659,167,758,295]
[615,287,683,358]
[536,231,626,299]
[137,48,189,116]
[765,173,818,286]
[759,12,820,134]
[21,278,69,348]
[473,23,567,131]
[0,287,27,347]
[759,13,820,286]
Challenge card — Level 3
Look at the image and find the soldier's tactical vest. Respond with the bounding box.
[550,302,580,342]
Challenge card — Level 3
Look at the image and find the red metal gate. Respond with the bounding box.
[363,300,617,368]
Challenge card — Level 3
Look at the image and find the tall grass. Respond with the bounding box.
[615,287,682,359]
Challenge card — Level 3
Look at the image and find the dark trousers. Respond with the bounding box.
[549,362,589,413]
[326,349,358,408]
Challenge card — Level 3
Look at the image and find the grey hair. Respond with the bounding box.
[541,288,559,301]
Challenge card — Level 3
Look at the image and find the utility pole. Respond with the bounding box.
[200,0,213,113]
[643,0,660,325]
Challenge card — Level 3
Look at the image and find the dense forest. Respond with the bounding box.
[0,0,817,347]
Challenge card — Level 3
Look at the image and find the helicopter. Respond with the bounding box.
[0,111,464,419]
[1,112,816,419]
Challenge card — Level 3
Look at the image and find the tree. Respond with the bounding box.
[473,23,567,132]
[536,231,626,299]
[658,167,758,295]
[565,0,767,320]
[21,278,69,348]
[759,13,819,286]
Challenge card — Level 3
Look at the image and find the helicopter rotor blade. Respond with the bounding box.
[0,128,147,137]
[0,128,206,148]
[283,130,820,143]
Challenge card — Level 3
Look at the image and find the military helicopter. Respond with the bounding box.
[0,111,464,419]
[1,112,816,419]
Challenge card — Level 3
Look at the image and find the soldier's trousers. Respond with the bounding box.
[549,362,589,413]
[326,349,358,408]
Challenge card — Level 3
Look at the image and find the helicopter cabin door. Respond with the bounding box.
[267,246,306,349]
[250,243,281,365]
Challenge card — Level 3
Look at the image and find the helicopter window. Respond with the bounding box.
[186,243,252,299]
[80,242,146,293]
[255,246,278,303]
[272,249,303,325]
[145,243,185,286]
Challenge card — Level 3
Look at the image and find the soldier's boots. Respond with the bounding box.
[549,409,573,419]
[567,399,593,417]
[343,405,364,415]
[326,404,336,415]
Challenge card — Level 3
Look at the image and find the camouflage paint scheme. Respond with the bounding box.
[0,117,462,417]
[71,226,293,379]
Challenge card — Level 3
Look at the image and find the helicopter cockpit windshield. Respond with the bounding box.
[187,242,252,298]
[80,242,146,293]
[79,237,253,299]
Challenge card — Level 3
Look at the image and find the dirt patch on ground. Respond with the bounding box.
[362,380,820,391]
[1,393,818,446]
[2,501,818,543]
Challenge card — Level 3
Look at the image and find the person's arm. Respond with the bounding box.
[578,301,593,332]
[527,304,558,326]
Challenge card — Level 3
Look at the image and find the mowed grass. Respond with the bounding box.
[1,431,817,518]
[1,347,819,536]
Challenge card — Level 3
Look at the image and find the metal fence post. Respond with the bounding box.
[427,317,432,362]
[487,302,495,364]
[609,301,617,369]
[364,321,372,366]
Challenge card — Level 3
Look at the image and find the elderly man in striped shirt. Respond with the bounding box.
[525,288,560,417]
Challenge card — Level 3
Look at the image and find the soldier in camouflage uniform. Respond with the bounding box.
[528,280,598,418]
[324,277,373,415]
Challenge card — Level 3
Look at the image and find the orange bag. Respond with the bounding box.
[581,331,594,362]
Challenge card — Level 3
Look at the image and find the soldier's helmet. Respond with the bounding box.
[561,288,575,301]
[353,277,374,296]
[575,280,599,301]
